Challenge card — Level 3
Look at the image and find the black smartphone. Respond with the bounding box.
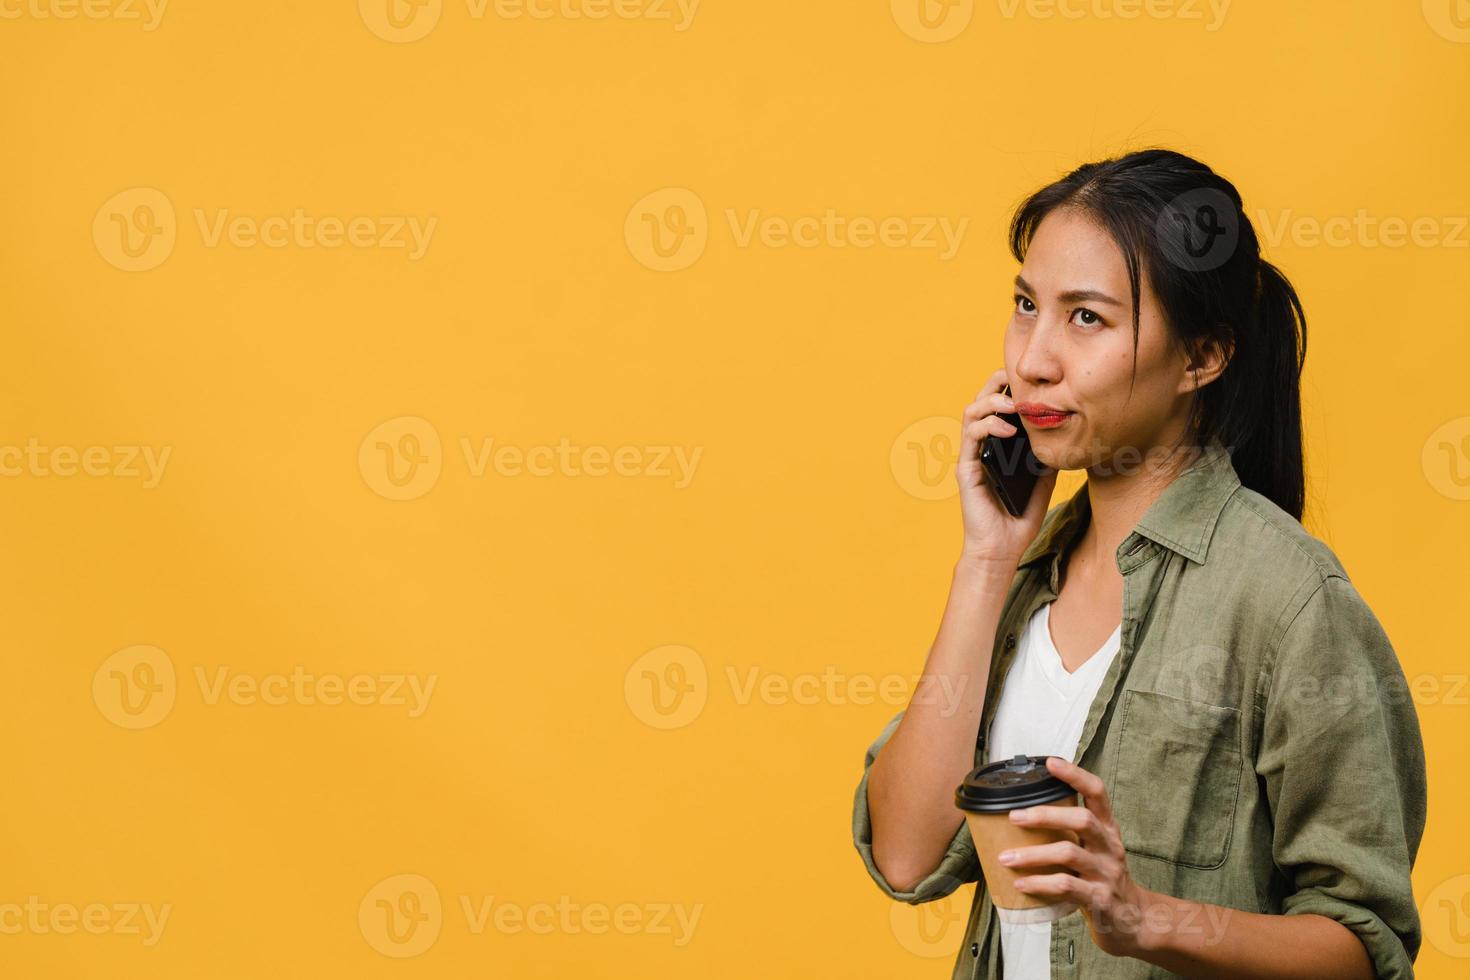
[978,384,1043,517]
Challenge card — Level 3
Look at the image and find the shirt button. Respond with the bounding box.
[1004,633,1016,650]
[1067,938,1075,963]
[970,941,979,957]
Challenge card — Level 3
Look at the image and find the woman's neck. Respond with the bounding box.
[1071,444,1202,575]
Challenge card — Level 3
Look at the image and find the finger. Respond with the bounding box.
[957,414,1018,485]
[974,368,1009,402]
[1009,804,1088,832]
[965,415,1016,441]
[962,388,1017,424]
[1009,803,1107,850]
[1013,872,1090,901]
[1046,756,1117,827]
[998,840,1098,876]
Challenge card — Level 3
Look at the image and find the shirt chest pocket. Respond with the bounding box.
[1110,689,1243,870]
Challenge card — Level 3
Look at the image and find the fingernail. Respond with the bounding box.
[1010,808,1031,821]
[998,851,1015,864]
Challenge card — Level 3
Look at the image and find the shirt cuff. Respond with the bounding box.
[1282,889,1416,980]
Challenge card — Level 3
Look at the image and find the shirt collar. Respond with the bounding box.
[1016,436,1241,573]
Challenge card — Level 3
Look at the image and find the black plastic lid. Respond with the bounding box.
[954,754,1074,813]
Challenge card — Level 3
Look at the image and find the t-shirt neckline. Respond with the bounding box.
[1038,600,1121,689]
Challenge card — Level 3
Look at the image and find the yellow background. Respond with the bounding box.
[2,0,1468,976]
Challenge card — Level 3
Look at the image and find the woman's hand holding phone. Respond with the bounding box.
[956,369,1058,569]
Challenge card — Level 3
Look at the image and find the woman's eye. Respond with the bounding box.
[1014,295,1036,315]
[1072,308,1102,328]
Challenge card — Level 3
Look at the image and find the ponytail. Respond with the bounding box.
[1208,260,1308,521]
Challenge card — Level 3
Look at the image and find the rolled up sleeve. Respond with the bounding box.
[851,709,979,904]
[1257,574,1428,980]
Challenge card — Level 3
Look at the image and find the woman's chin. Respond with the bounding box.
[1028,446,1067,472]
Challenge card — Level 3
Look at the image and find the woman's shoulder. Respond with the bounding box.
[1213,483,1352,589]
[1212,485,1398,663]
[1160,487,1411,741]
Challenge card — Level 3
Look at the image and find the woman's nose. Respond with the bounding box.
[1014,319,1064,384]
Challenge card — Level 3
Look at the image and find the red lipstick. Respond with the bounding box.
[1014,402,1074,428]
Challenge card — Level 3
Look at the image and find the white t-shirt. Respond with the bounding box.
[985,600,1122,979]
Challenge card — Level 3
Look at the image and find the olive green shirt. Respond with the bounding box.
[851,437,1427,979]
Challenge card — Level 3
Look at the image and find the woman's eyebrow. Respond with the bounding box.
[1013,275,1123,307]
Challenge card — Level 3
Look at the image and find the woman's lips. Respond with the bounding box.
[1019,411,1073,429]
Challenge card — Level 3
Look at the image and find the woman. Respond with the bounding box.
[851,148,1427,979]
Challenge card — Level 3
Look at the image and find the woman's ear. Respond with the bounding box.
[1180,336,1233,393]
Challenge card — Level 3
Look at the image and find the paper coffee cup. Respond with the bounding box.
[955,754,1081,924]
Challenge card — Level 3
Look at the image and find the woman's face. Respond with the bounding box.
[1004,206,1211,477]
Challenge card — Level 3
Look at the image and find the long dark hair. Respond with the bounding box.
[1007,148,1307,521]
